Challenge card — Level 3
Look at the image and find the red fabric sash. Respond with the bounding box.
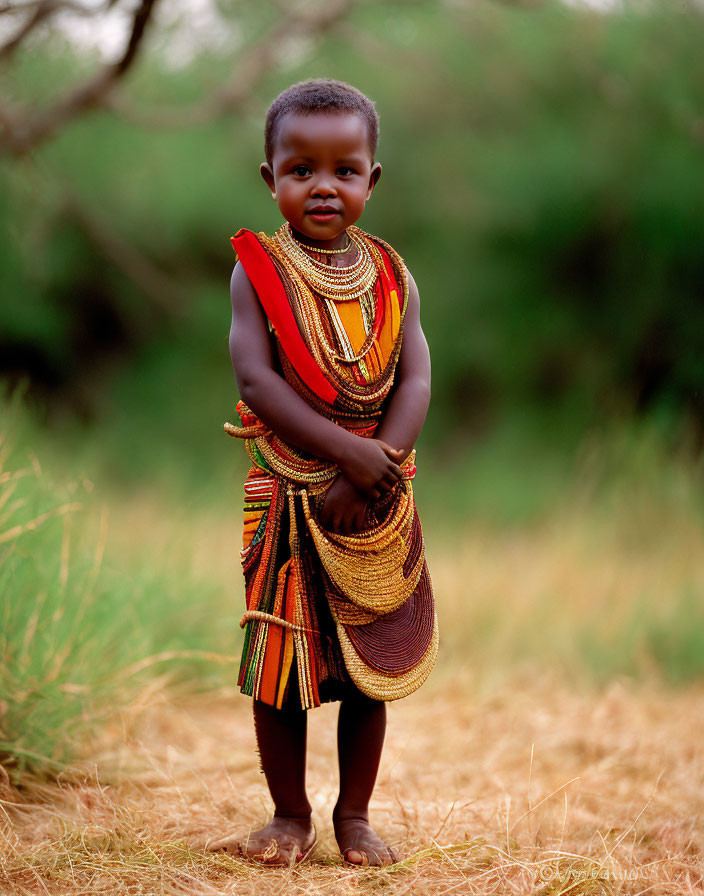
[231,228,339,405]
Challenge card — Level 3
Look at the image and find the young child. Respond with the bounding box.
[208,78,437,868]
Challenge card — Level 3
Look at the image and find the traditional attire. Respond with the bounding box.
[225,223,438,711]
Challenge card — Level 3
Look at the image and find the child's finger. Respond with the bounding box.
[383,471,400,489]
[377,440,404,460]
[354,506,367,532]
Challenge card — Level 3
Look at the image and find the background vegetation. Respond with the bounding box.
[2,0,703,778]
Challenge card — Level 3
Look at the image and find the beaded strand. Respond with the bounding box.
[278,222,378,301]
[258,223,410,408]
[291,230,352,255]
[272,224,386,369]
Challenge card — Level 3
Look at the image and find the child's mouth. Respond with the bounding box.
[307,207,341,222]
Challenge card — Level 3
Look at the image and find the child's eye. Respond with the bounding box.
[337,167,355,176]
[292,165,311,176]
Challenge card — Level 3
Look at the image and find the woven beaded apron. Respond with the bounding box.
[225,224,438,710]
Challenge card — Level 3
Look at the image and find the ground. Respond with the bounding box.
[2,665,702,895]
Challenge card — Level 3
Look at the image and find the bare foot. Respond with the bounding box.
[333,812,399,867]
[207,815,316,867]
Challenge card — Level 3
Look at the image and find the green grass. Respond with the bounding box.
[2,385,704,782]
[1,388,239,781]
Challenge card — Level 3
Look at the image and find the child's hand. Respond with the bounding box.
[319,475,370,534]
[337,438,405,500]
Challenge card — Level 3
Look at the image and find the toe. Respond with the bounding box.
[205,836,240,856]
[247,835,275,858]
[275,841,298,867]
[296,837,315,863]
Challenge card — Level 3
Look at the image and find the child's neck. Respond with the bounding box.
[288,224,351,254]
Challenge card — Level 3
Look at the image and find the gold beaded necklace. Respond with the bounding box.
[278,222,378,302]
[291,231,352,255]
[260,223,409,406]
[272,223,386,371]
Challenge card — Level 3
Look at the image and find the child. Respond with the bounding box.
[208,78,437,868]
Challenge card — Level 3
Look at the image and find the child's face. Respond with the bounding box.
[261,111,381,243]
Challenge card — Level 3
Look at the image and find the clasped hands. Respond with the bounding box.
[319,437,405,535]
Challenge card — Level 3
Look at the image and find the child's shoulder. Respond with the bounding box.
[230,226,271,257]
[229,229,267,302]
[353,224,402,259]
[229,227,274,281]
[353,225,412,290]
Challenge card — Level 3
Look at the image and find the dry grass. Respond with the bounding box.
[4,412,704,893]
[1,665,702,895]
[428,491,704,685]
[98,472,704,687]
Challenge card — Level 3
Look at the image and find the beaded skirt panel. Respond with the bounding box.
[225,225,438,709]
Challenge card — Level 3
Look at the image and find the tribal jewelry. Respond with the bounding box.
[291,230,352,255]
[278,222,378,301]
[259,223,409,407]
[272,224,385,370]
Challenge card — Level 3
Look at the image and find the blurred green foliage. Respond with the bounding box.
[3,0,704,777]
[0,0,703,492]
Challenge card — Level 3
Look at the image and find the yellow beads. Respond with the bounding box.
[278,222,379,301]
[300,483,426,616]
[262,223,406,403]
[291,230,352,255]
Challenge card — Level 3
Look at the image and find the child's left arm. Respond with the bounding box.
[372,268,431,459]
[319,268,430,535]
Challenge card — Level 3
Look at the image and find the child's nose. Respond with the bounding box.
[311,177,337,198]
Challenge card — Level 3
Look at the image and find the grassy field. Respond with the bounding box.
[0,394,237,777]
[2,394,704,892]
[1,670,702,894]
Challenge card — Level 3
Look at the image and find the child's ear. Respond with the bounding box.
[366,162,382,200]
[260,162,276,200]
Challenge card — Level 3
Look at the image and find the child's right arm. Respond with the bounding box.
[229,262,404,500]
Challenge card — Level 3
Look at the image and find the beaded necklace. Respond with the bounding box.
[279,222,378,301]
[273,223,385,369]
[262,223,408,407]
[291,231,352,255]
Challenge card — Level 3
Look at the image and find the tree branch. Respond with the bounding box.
[1,0,158,155]
[0,0,361,150]
[0,1,102,15]
[0,0,108,60]
[75,0,356,130]
[1,2,59,59]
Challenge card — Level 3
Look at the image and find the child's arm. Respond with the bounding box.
[229,262,405,500]
[317,268,430,535]
[372,269,431,457]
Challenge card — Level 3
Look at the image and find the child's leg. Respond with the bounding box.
[214,698,315,865]
[245,698,315,860]
[252,698,312,818]
[333,689,399,866]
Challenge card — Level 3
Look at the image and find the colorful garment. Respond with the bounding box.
[225,223,438,710]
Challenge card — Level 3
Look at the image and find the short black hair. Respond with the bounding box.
[264,78,379,165]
